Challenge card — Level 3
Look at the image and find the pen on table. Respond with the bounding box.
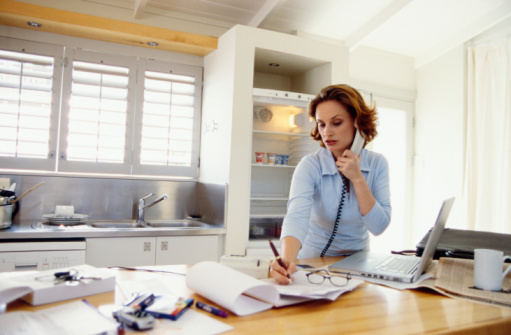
[196,301,228,318]
[269,240,292,283]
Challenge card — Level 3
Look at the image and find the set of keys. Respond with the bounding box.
[36,269,102,286]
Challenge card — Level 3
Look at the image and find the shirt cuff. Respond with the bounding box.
[361,202,389,236]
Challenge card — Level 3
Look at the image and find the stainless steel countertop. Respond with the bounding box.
[0,220,226,240]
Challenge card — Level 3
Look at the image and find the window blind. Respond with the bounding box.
[141,71,196,167]
[0,50,53,159]
[67,61,129,163]
[0,39,202,178]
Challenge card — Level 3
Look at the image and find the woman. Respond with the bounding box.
[270,84,391,285]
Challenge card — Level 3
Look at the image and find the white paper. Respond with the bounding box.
[112,271,233,334]
[143,310,233,335]
[0,300,119,335]
[186,262,363,315]
[116,276,187,300]
[186,261,279,316]
[263,270,363,306]
[351,273,432,290]
[0,280,32,306]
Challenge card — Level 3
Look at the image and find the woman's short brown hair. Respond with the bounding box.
[309,84,378,148]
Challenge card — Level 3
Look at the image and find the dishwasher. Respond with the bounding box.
[0,238,86,272]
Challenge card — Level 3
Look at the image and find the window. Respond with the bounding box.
[0,38,202,178]
[0,39,63,171]
[367,96,414,252]
[0,50,53,158]
[132,59,202,177]
[58,49,136,175]
[68,61,129,163]
[141,71,195,166]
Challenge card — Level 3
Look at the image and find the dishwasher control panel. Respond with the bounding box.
[0,240,86,272]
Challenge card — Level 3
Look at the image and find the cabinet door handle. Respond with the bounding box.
[15,263,38,271]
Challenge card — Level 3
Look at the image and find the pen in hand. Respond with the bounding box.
[269,240,292,283]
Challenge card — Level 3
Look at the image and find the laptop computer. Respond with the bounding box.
[328,197,455,283]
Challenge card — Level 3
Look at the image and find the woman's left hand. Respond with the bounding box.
[336,149,362,181]
[337,149,375,216]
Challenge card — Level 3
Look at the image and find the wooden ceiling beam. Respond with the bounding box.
[0,0,217,56]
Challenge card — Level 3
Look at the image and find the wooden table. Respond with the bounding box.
[6,257,511,334]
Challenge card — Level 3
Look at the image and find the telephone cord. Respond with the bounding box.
[320,174,348,257]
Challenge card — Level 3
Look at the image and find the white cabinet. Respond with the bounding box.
[86,236,220,267]
[86,237,156,268]
[155,236,219,265]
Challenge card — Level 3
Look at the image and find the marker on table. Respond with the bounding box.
[196,301,228,318]
[269,240,292,283]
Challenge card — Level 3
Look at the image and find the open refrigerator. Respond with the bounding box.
[247,88,319,255]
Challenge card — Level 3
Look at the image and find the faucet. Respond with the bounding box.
[137,193,168,223]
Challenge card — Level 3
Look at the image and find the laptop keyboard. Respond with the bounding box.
[375,256,420,274]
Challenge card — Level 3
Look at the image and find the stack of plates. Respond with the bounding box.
[289,137,318,165]
[42,214,88,225]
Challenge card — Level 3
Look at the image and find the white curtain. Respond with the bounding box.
[464,38,511,233]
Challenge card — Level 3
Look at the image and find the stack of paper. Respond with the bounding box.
[0,264,116,306]
[0,300,119,335]
[186,261,362,316]
[263,270,362,307]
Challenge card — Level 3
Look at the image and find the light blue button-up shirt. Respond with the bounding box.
[281,148,391,258]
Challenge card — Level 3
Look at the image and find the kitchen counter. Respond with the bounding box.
[0,220,226,240]
[0,220,225,270]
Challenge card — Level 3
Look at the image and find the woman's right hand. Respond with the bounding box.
[270,258,297,285]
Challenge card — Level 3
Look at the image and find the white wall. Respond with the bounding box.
[471,17,511,44]
[349,46,416,93]
[413,45,465,242]
[200,26,256,255]
[412,18,511,240]
[253,72,291,91]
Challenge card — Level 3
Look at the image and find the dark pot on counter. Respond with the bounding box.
[0,189,20,229]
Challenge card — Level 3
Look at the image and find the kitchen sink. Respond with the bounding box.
[145,220,207,228]
[88,220,145,229]
[85,219,208,229]
[32,218,218,231]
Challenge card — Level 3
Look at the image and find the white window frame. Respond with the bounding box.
[0,37,63,172]
[132,59,202,178]
[58,48,137,175]
[367,95,415,252]
[0,37,203,179]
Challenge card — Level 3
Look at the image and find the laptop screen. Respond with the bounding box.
[412,197,455,281]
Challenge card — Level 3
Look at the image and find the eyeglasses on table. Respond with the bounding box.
[306,269,351,287]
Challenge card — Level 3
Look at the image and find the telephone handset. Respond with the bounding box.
[350,128,365,156]
[320,127,365,257]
